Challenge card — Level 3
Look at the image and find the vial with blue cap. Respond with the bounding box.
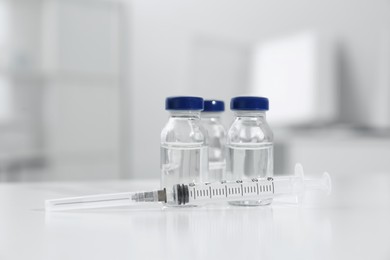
[227,96,274,206]
[160,96,208,206]
[201,100,226,182]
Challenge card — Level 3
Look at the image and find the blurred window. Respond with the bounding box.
[0,77,13,122]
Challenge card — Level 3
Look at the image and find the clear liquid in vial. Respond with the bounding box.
[227,143,273,206]
[161,145,208,206]
[208,161,226,183]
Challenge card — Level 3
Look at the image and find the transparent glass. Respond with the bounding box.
[227,110,274,206]
[201,112,226,182]
[160,111,208,206]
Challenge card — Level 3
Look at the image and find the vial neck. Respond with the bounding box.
[169,110,201,119]
[201,112,222,119]
[234,110,266,118]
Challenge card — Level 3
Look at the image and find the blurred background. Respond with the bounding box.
[1,0,390,182]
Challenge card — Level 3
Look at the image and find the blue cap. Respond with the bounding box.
[230,96,269,111]
[165,96,204,110]
[203,100,225,112]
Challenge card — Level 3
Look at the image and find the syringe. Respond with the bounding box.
[45,164,331,211]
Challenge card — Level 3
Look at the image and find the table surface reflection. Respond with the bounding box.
[1,173,389,260]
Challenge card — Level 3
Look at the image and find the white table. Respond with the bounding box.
[1,173,390,260]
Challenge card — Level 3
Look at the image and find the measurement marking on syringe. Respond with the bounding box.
[182,180,277,201]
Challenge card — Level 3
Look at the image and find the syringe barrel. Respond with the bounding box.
[169,179,275,206]
[170,172,330,206]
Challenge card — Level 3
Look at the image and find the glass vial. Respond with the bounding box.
[227,96,273,206]
[160,96,208,206]
[201,100,226,182]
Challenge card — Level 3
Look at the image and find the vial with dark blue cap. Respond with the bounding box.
[160,96,208,206]
[201,100,226,182]
[227,96,274,206]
